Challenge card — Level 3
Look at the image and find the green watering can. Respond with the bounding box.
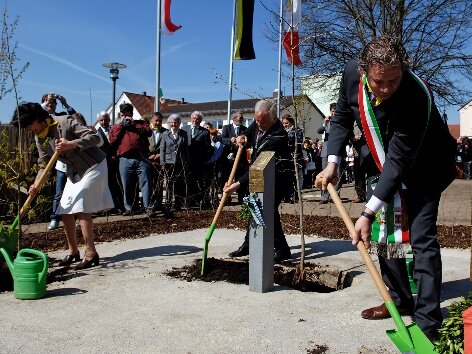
[0,248,48,300]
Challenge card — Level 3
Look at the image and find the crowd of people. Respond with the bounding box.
[10,35,466,342]
[24,90,407,239]
[11,92,414,265]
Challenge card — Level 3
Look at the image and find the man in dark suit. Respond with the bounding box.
[148,112,168,212]
[224,99,293,263]
[221,111,248,203]
[183,111,212,208]
[318,36,456,340]
[96,111,124,214]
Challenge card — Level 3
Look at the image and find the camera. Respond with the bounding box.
[52,94,63,100]
[121,117,133,127]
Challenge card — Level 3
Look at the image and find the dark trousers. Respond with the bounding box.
[50,170,67,222]
[378,188,442,336]
[150,163,164,209]
[108,157,124,211]
[187,162,207,206]
[164,163,187,208]
[222,155,248,202]
[353,158,367,200]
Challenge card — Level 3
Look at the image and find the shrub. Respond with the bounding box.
[435,291,472,353]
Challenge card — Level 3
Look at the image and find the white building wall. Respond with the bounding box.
[301,75,341,116]
[459,100,472,138]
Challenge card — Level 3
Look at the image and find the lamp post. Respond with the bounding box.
[102,62,127,125]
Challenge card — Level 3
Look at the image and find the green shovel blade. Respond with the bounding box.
[384,302,436,353]
[201,223,216,275]
[387,323,436,353]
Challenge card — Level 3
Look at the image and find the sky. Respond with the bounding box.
[0,0,464,125]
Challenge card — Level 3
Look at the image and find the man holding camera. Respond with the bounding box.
[109,103,153,216]
[41,93,76,117]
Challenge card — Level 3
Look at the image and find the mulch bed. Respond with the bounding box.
[1,210,470,293]
[17,211,472,252]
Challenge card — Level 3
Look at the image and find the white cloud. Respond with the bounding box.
[20,44,110,84]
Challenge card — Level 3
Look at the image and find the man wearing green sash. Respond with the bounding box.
[318,36,456,340]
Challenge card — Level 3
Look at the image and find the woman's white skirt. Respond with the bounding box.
[57,159,114,215]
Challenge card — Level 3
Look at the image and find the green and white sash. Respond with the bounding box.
[358,71,432,257]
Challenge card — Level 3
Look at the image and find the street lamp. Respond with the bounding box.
[102,62,127,125]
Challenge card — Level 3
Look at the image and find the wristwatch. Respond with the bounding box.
[361,211,376,223]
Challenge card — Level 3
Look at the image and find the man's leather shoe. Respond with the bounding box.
[361,303,413,320]
[274,248,291,263]
[352,197,366,203]
[228,244,249,258]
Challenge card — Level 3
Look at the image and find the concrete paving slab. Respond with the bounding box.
[0,229,470,353]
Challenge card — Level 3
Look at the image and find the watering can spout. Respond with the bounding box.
[0,247,14,274]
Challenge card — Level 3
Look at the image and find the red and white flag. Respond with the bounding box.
[283,0,301,66]
[161,0,181,35]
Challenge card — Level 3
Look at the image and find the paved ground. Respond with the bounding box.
[0,230,471,354]
[1,180,470,353]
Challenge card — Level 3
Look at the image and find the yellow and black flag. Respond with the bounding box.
[234,0,256,60]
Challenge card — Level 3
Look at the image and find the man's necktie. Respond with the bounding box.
[235,126,239,136]
[192,127,196,138]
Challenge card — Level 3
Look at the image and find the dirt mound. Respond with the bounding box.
[165,257,352,293]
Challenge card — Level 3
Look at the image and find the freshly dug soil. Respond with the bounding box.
[165,257,352,292]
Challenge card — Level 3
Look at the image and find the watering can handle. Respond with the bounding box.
[18,248,48,284]
[19,151,60,219]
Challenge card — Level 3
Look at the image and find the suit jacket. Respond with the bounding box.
[317,122,330,158]
[148,127,168,154]
[221,123,248,159]
[237,119,292,190]
[160,129,190,165]
[328,59,456,202]
[221,124,247,145]
[35,116,105,182]
[183,125,212,166]
[96,126,111,155]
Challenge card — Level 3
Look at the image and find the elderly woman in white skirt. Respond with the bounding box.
[12,102,114,270]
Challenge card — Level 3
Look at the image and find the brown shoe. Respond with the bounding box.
[352,197,366,203]
[361,303,413,320]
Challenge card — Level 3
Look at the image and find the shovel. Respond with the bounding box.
[317,179,435,353]
[201,145,244,275]
[0,151,60,258]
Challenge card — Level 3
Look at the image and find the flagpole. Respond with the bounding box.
[227,0,237,124]
[277,0,283,118]
[155,0,162,112]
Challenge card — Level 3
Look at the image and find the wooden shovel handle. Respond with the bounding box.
[324,182,394,304]
[211,145,244,225]
[19,150,61,219]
